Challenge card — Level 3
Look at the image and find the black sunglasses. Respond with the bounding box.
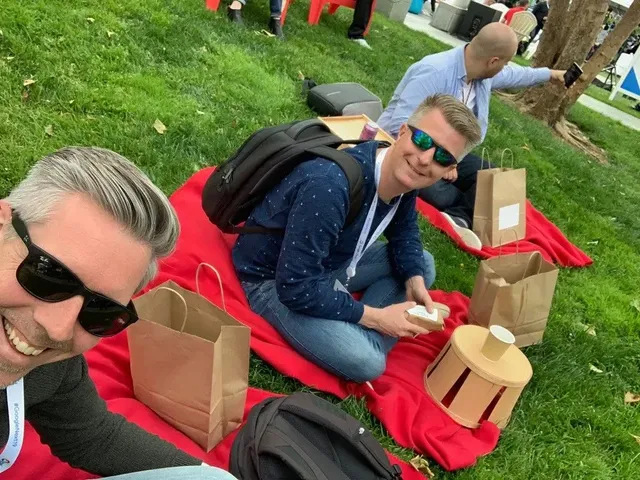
[407,125,458,167]
[11,212,138,337]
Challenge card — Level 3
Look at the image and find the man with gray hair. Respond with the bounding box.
[234,94,481,383]
[378,23,565,248]
[0,147,236,479]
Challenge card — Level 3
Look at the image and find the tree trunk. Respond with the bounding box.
[532,0,571,67]
[516,0,610,126]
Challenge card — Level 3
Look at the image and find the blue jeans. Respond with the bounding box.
[237,0,281,18]
[103,466,237,480]
[242,242,436,383]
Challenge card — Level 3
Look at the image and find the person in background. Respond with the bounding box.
[377,23,565,249]
[0,147,236,479]
[530,0,549,40]
[227,0,284,39]
[501,0,530,25]
[347,0,375,49]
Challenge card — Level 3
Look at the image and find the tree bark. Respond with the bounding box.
[516,0,610,126]
[532,0,571,67]
[555,0,610,69]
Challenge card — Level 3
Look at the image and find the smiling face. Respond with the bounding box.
[0,194,151,387]
[386,108,469,192]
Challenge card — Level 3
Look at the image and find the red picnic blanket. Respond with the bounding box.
[15,167,500,478]
[416,199,592,268]
[15,333,424,479]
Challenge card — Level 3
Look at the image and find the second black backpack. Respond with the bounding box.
[202,119,388,234]
[229,392,403,480]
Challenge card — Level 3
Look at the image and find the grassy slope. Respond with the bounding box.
[1,1,639,478]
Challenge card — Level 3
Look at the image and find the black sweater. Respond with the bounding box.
[0,355,201,476]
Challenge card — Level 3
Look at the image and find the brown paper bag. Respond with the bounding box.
[128,264,250,451]
[473,150,527,247]
[468,251,559,347]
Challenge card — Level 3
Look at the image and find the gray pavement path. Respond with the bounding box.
[402,13,640,132]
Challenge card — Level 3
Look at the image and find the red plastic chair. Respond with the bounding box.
[281,0,376,36]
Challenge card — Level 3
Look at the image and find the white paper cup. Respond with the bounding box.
[481,325,516,361]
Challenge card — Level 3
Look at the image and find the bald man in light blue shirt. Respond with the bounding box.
[378,23,565,247]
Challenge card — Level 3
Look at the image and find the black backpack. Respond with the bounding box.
[202,119,388,234]
[230,392,404,480]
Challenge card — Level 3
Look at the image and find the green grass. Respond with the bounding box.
[2,1,640,478]
[585,84,640,120]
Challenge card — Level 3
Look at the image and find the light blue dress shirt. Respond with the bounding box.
[377,45,551,140]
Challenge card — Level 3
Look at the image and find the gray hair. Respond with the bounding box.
[5,147,179,291]
[408,94,482,159]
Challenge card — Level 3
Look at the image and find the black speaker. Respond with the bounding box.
[456,3,502,41]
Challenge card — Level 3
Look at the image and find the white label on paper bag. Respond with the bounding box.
[498,203,520,230]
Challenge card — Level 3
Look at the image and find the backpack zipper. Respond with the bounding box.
[217,166,235,191]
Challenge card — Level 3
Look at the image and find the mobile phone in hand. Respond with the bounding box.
[564,63,583,88]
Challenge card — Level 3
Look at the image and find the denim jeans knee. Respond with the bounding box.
[422,250,436,288]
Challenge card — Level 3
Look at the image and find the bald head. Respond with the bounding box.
[469,23,519,61]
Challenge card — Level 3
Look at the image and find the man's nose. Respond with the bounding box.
[33,296,83,344]
[417,147,435,166]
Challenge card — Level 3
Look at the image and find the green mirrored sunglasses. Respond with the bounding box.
[408,125,458,167]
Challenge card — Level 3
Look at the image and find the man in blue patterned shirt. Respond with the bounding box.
[233,95,481,383]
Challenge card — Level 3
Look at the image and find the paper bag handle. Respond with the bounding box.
[519,252,543,281]
[515,283,529,327]
[196,263,227,312]
[480,147,492,170]
[152,286,189,333]
[498,229,521,257]
[500,148,514,170]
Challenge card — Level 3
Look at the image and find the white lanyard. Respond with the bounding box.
[0,378,25,473]
[345,148,402,282]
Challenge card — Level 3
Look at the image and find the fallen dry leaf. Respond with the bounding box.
[579,323,597,336]
[410,455,435,479]
[297,71,305,80]
[23,78,36,87]
[86,17,95,23]
[6,56,15,62]
[587,240,599,246]
[631,299,640,313]
[0,29,3,36]
[69,99,75,104]
[625,392,640,404]
[521,144,530,151]
[107,31,115,39]
[631,434,640,445]
[44,125,54,137]
[589,364,604,374]
[196,110,205,115]
[152,119,167,135]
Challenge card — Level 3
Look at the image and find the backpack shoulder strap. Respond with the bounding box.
[305,145,365,227]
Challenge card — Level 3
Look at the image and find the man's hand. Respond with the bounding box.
[360,303,430,338]
[550,70,567,86]
[442,167,458,183]
[405,276,435,313]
